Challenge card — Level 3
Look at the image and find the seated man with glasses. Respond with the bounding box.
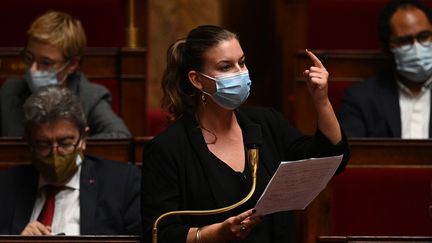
[338,0,432,138]
[0,87,141,235]
[0,10,131,138]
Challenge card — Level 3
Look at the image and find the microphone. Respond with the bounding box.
[244,124,263,149]
[152,124,262,243]
[243,124,262,178]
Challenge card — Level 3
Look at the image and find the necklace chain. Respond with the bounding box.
[195,114,218,145]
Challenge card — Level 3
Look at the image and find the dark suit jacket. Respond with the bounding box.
[0,72,131,138]
[338,71,432,138]
[141,107,350,243]
[0,155,141,235]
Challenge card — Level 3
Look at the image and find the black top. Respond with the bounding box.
[141,107,350,243]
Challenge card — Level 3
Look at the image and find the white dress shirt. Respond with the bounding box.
[397,76,432,139]
[29,155,82,235]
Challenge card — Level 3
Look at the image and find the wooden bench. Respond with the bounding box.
[0,137,152,170]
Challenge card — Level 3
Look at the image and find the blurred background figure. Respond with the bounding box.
[338,0,432,138]
[0,87,141,235]
[0,11,131,138]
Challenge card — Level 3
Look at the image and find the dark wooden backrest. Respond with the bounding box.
[0,137,155,170]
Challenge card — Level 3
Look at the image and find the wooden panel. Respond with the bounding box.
[79,48,119,79]
[0,136,153,170]
[0,47,25,78]
[348,138,432,167]
[0,235,140,243]
[295,187,333,243]
[120,47,147,136]
[0,138,30,167]
[277,0,308,122]
[0,138,133,170]
[86,139,132,162]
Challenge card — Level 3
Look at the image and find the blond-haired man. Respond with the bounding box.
[0,11,131,138]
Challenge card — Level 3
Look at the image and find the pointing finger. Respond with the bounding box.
[305,49,325,69]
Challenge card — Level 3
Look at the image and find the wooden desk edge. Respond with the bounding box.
[318,236,432,242]
[0,235,141,243]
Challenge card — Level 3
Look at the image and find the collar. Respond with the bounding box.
[396,73,432,96]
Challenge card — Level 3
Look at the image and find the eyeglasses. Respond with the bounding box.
[21,50,67,70]
[32,139,81,157]
[389,30,432,50]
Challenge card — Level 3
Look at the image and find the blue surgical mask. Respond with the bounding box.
[392,42,432,83]
[25,63,69,92]
[200,70,252,110]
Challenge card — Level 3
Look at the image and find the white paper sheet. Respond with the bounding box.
[254,155,343,216]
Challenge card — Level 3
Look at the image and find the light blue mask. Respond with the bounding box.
[25,62,69,93]
[392,42,432,83]
[200,70,252,110]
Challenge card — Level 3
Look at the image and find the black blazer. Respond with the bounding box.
[141,107,350,243]
[0,155,141,235]
[338,71,432,138]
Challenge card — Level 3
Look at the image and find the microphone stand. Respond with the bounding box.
[152,146,260,243]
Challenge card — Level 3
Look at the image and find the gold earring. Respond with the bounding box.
[201,93,207,104]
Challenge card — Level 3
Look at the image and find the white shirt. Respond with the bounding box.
[29,155,82,235]
[397,76,432,139]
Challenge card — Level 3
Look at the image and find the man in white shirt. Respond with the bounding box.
[339,0,432,138]
[0,87,141,235]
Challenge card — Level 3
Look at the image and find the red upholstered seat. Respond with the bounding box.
[331,167,432,236]
[146,108,169,136]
